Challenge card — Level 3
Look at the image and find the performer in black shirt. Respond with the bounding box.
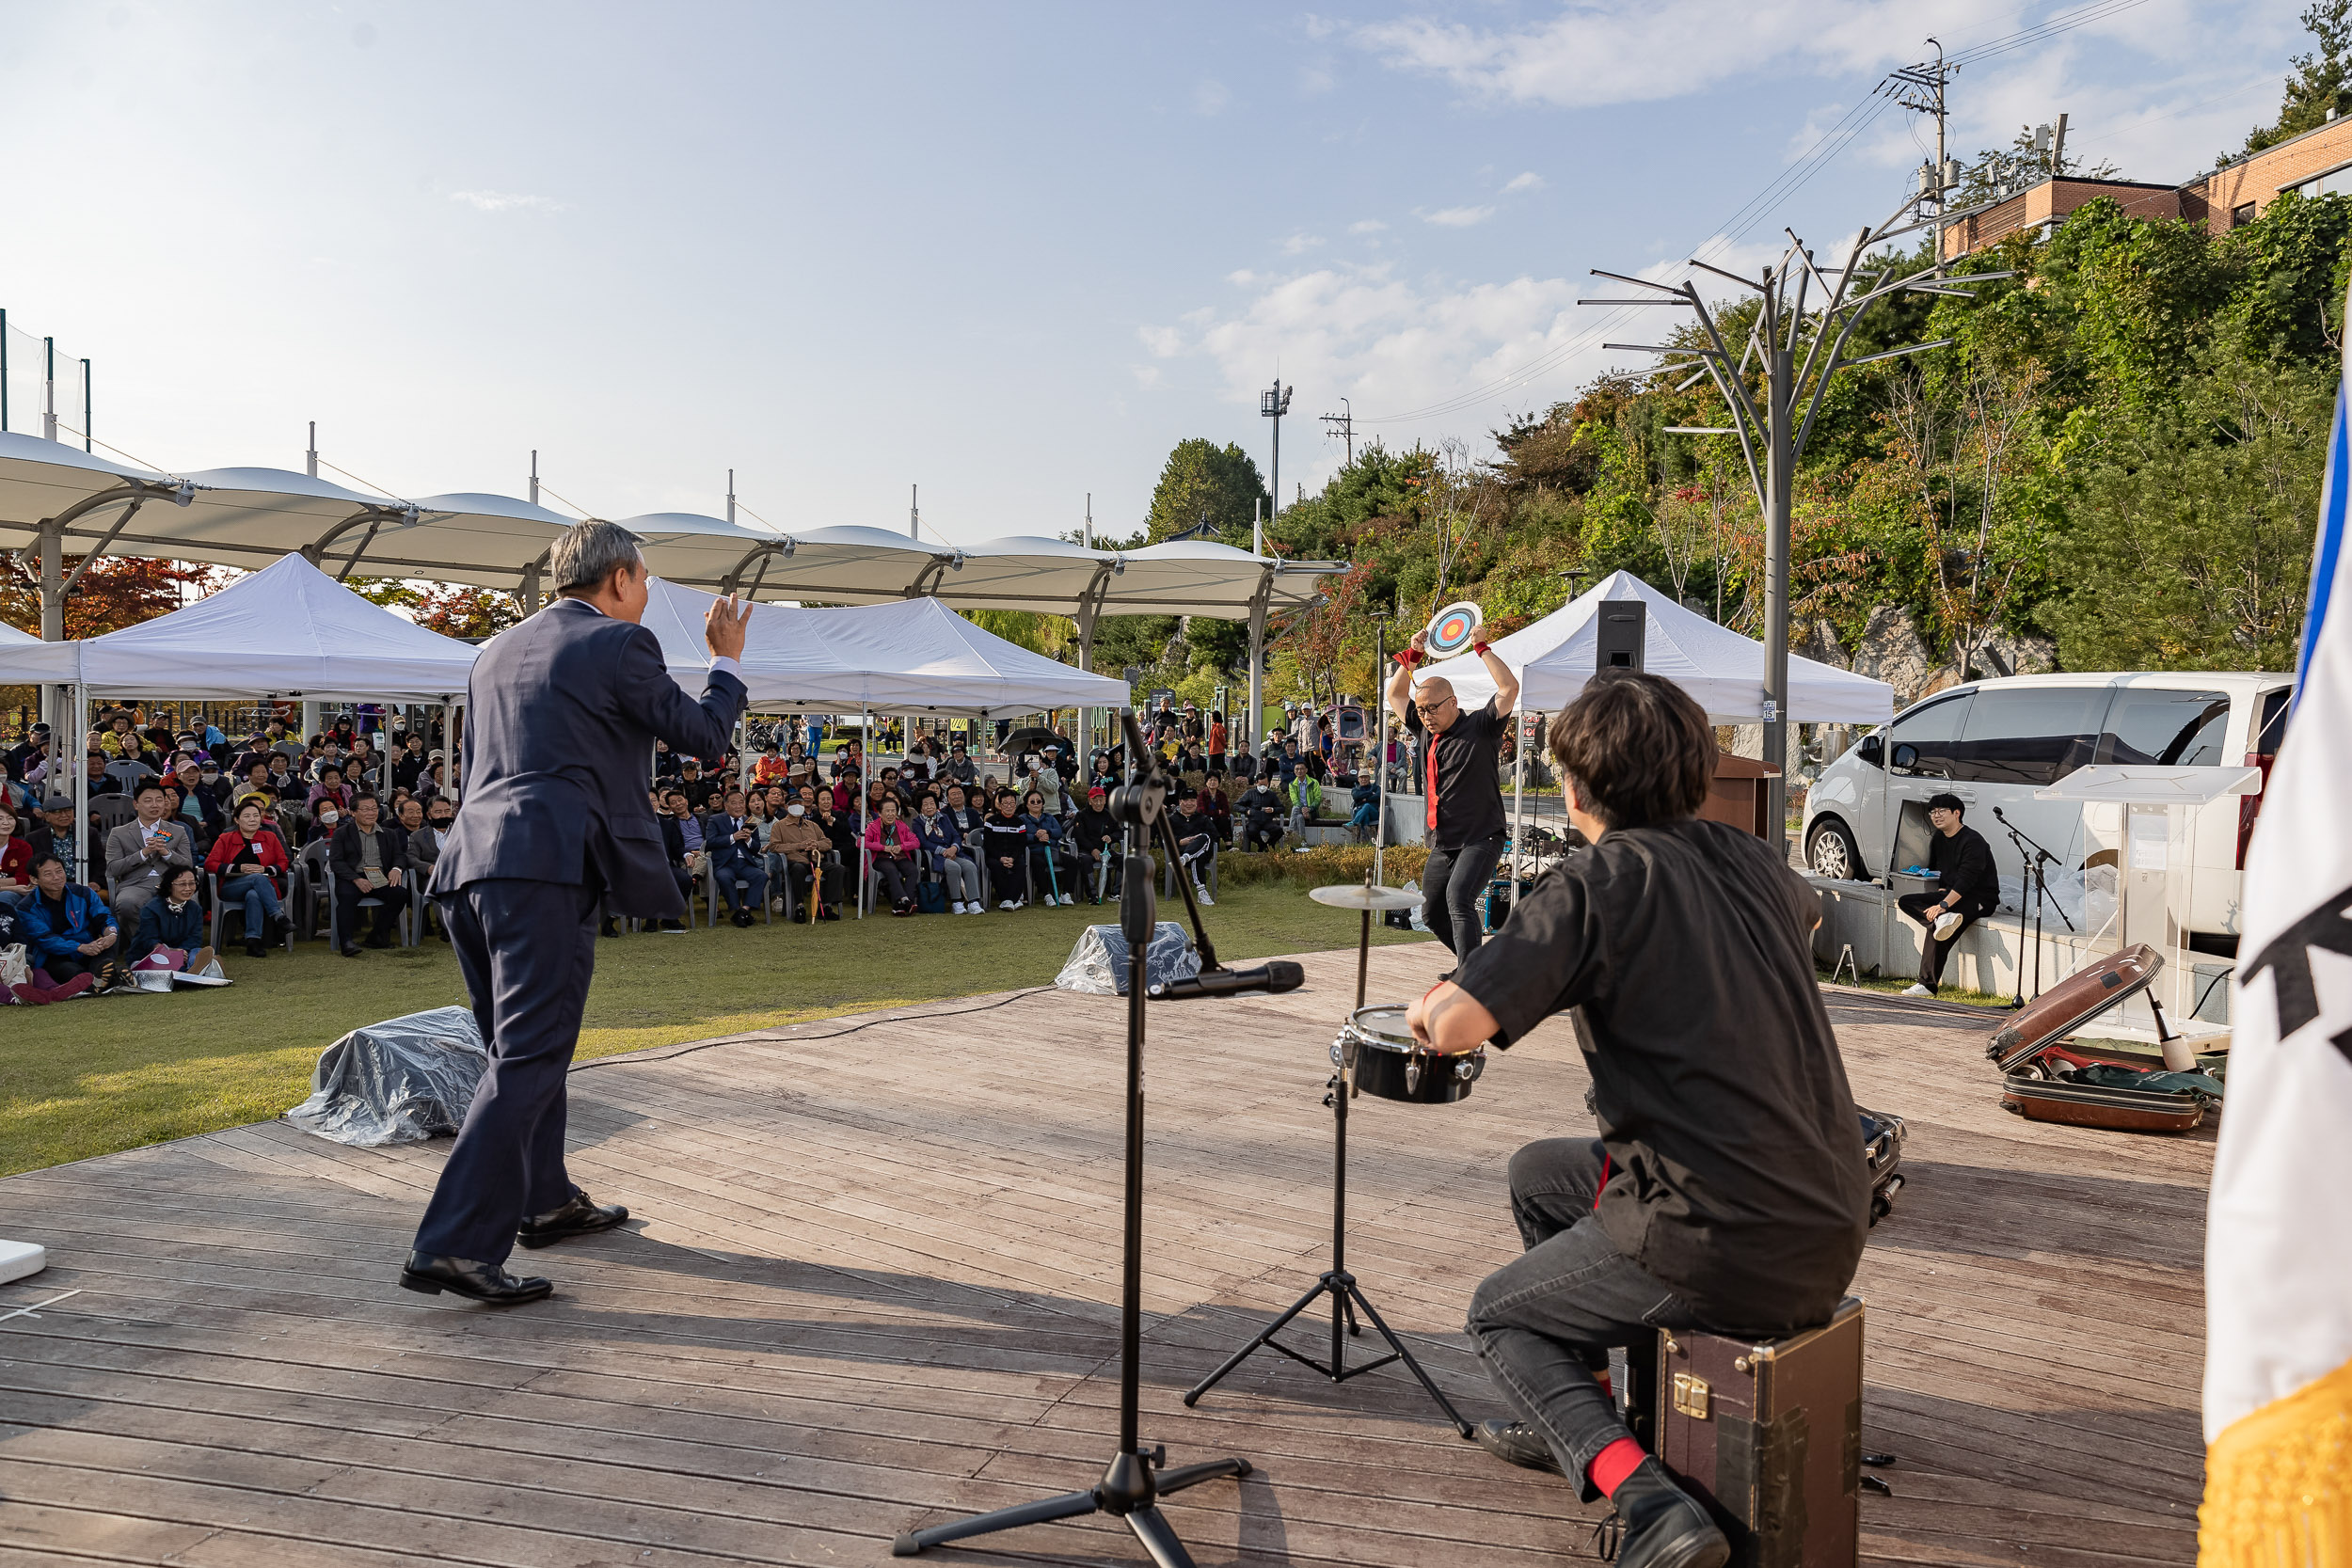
[1898,791,2000,996]
[1386,625,1518,958]
[1406,672,1867,1568]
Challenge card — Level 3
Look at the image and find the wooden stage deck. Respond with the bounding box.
[0,942,2210,1566]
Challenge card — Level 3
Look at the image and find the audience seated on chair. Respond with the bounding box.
[204,798,291,958]
[866,796,923,916]
[327,792,407,957]
[1071,786,1121,905]
[706,787,769,927]
[1170,793,1217,905]
[766,792,842,922]
[106,782,198,933]
[1236,777,1284,852]
[913,792,983,913]
[981,788,1031,910]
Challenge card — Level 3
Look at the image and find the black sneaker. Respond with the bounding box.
[1473,1419,1564,1475]
[1608,1458,1729,1568]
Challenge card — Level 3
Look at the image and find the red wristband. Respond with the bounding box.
[1395,648,1423,668]
[1470,640,1491,656]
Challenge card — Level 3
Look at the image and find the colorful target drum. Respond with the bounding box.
[1424,601,1484,657]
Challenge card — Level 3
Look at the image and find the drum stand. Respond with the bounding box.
[897,720,1250,1566]
[1182,881,1472,1437]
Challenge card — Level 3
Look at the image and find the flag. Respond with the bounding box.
[2200,288,2352,1563]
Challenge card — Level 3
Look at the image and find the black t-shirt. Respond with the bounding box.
[1404,696,1507,848]
[1454,816,1867,1333]
[1930,824,2000,906]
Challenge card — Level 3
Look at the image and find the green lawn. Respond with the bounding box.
[0,879,1431,1179]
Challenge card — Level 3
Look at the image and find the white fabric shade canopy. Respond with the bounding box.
[1421,569,1895,723]
[0,620,36,646]
[0,552,478,700]
[630,577,1130,717]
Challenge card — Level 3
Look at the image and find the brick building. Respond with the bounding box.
[1943,114,2352,260]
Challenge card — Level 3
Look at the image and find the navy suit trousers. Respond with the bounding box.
[412,878,601,1264]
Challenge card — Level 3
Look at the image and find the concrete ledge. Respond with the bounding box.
[1806,875,2235,1023]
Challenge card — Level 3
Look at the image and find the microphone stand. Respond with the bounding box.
[1992,807,2072,1009]
[895,717,1249,1566]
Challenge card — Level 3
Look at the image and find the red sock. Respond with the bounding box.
[1587,1436,1646,1497]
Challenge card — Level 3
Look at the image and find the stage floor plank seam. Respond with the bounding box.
[0,943,2210,1565]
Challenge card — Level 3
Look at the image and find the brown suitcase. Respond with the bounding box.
[1983,943,2164,1071]
[1999,1074,2204,1133]
[1628,1297,1865,1567]
[1983,945,2214,1132]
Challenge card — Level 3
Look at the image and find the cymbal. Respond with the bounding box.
[1309,883,1422,911]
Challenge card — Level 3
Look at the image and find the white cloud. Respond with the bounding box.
[1502,170,1544,194]
[1193,78,1231,116]
[1299,61,1335,95]
[1131,365,1162,389]
[448,188,564,214]
[1279,231,1326,255]
[1349,218,1388,234]
[1421,204,1496,228]
[1138,324,1184,356]
[1138,262,1606,449]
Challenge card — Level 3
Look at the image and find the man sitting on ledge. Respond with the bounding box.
[1407,672,1867,1568]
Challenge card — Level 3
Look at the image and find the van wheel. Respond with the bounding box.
[1806,817,1865,880]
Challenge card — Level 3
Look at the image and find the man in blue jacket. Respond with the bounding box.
[404,522,752,1306]
[19,853,121,994]
[704,788,767,928]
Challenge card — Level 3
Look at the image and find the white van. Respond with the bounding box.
[1801,673,2293,945]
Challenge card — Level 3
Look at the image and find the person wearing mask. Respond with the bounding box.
[1070,786,1121,904]
[1236,775,1285,853]
[104,782,197,932]
[831,738,866,786]
[865,796,923,916]
[1021,788,1075,906]
[327,792,406,955]
[982,789,1031,910]
[170,759,224,844]
[204,799,291,957]
[1170,792,1217,906]
[18,853,121,999]
[396,796,452,942]
[913,792,982,914]
[705,788,768,927]
[767,793,841,922]
[1034,752,1068,817]
[308,790,347,847]
[128,865,217,978]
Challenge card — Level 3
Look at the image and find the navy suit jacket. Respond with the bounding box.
[432,597,747,917]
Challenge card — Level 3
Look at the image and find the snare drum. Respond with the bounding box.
[1332,1004,1485,1104]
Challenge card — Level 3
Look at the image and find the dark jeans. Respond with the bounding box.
[1027,847,1072,900]
[785,858,843,913]
[989,856,1026,903]
[874,855,917,906]
[335,878,404,945]
[37,950,107,985]
[1421,833,1504,958]
[1899,890,1994,987]
[1466,1139,1702,1496]
[414,879,600,1265]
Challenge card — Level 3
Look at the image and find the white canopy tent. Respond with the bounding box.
[0,554,480,881]
[634,577,1129,717]
[1419,570,1895,724]
[0,621,35,646]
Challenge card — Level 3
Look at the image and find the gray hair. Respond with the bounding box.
[549,520,645,595]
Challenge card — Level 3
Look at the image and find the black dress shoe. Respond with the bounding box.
[516,1188,629,1249]
[399,1251,553,1305]
[245,940,266,958]
[1474,1419,1564,1475]
[340,942,361,958]
[599,917,621,938]
[1610,1457,1730,1568]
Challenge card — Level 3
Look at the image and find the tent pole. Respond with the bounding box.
[72,682,87,885]
[858,705,868,918]
[1512,714,1526,884]
[1373,618,1388,889]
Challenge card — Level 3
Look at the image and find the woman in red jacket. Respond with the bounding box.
[202,798,291,957]
[862,796,923,916]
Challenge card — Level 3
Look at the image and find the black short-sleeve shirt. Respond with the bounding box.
[1404,696,1506,848]
[1453,816,1867,1332]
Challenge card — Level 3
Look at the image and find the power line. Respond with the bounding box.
[1359,0,2155,427]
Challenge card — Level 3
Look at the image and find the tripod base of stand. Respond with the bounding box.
[893,1449,1251,1565]
[1183,1269,1473,1438]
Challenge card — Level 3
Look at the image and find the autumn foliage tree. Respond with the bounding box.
[0,555,219,640]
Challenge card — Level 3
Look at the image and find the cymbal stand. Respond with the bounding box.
[895,716,1249,1566]
[1181,880,1472,1436]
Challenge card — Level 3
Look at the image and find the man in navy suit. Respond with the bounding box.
[402,521,752,1305]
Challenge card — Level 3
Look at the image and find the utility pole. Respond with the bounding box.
[1585,203,2008,853]
[1260,373,1293,526]
[307,421,319,479]
[1320,397,1354,466]
[2050,112,2069,177]
[1881,43,1961,270]
[529,450,540,505]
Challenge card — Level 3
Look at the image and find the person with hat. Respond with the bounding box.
[25,794,87,873]
[4,723,50,787]
[1071,785,1121,904]
[1897,792,2000,997]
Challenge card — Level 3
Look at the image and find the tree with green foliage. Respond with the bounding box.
[1142,438,1269,545]
[2241,0,2352,157]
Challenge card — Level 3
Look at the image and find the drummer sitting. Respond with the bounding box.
[1407,672,1868,1568]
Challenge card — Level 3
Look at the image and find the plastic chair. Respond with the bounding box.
[330,877,416,950]
[208,869,294,953]
[706,852,771,925]
[1162,845,1220,902]
[92,795,139,835]
[293,839,332,942]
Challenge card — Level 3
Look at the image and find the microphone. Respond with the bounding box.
[1148,961,1306,1001]
[1993,806,2007,819]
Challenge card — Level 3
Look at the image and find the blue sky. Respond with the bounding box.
[0,0,2305,547]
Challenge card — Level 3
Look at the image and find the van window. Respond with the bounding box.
[1886,692,1972,778]
[2098,689,2231,766]
[2255,687,2292,756]
[1948,686,2110,784]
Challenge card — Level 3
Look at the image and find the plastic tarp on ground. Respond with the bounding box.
[283,1005,487,1146]
[633,577,1130,717]
[1421,569,1895,723]
[0,552,479,699]
[1055,921,1200,996]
